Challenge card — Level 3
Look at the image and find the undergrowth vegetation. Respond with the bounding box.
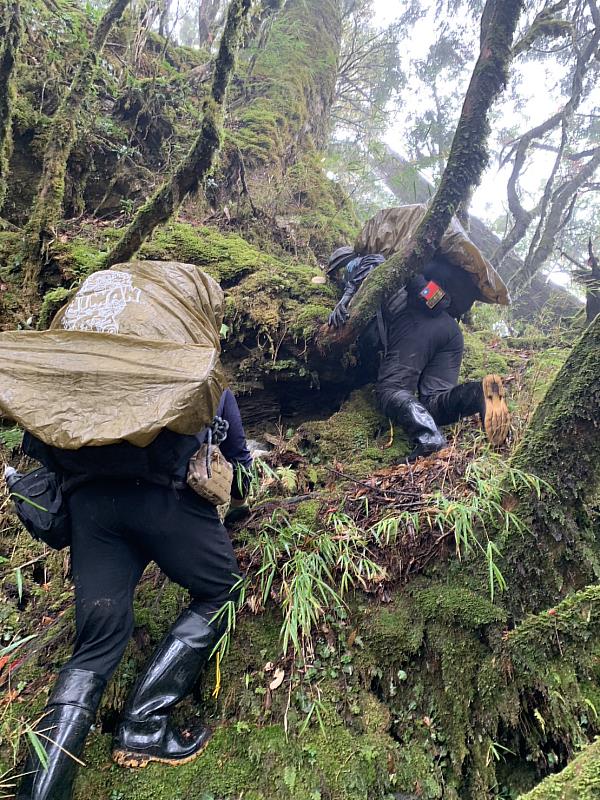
[210,448,546,670]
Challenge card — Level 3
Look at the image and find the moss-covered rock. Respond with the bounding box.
[518,737,600,799]
[139,222,271,283]
[299,386,410,475]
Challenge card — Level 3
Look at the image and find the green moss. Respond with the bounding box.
[291,500,321,529]
[227,100,285,166]
[0,231,20,269]
[226,259,336,353]
[37,286,74,329]
[518,737,600,799]
[49,237,106,280]
[521,346,570,408]
[300,387,410,476]
[460,329,510,381]
[361,594,425,667]
[77,712,396,800]
[505,585,600,674]
[139,222,270,283]
[412,583,507,629]
[290,302,332,338]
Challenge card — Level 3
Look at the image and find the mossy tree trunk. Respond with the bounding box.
[234,0,342,162]
[212,0,349,252]
[20,0,131,299]
[0,0,21,214]
[324,0,524,350]
[498,314,600,617]
[102,0,253,268]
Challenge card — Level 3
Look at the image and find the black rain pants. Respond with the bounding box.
[63,479,240,682]
[377,308,467,424]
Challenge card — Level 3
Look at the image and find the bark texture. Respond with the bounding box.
[500,314,600,617]
[103,0,253,267]
[325,0,524,349]
[0,0,21,212]
[198,0,221,46]
[21,0,131,298]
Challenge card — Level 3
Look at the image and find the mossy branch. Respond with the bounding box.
[0,0,22,212]
[322,0,524,351]
[21,0,131,299]
[103,0,253,268]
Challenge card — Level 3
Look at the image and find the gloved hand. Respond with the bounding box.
[328,298,351,328]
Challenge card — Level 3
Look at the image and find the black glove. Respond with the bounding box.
[328,298,351,328]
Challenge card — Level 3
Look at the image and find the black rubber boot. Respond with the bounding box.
[426,375,510,446]
[17,669,105,800]
[388,390,447,461]
[112,609,216,768]
[425,381,485,425]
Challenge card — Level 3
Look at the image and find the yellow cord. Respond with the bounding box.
[212,650,222,698]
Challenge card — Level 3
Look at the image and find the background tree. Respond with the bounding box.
[20,0,132,299]
[0,0,21,216]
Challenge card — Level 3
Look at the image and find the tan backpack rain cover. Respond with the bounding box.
[355,204,509,305]
[0,261,226,449]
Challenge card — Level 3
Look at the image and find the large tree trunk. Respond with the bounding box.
[103,0,253,268]
[198,0,222,46]
[20,0,131,299]
[216,0,344,234]
[0,0,21,214]
[325,0,524,350]
[499,313,600,617]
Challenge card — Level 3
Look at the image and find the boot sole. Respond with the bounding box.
[482,374,510,446]
[112,736,210,769]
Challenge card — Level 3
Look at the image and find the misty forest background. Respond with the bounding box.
[0,0,599,798]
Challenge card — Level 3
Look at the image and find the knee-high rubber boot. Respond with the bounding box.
[112,609,216,768]
[426,374,510,446]
[17,669,105,800]
[388,390,447,461]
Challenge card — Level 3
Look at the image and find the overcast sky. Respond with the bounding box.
[371,1,595,288]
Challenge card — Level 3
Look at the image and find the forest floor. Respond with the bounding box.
[1,266,587,800]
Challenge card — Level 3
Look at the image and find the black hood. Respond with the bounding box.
[422,255,482,319]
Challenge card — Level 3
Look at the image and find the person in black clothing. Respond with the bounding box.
[17,389,252,800]
[327,248,510,460]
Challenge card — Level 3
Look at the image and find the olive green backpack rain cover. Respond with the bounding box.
[355,204,510,306]
[0,261,226,449]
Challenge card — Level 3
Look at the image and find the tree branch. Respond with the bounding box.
[103,0,252,268]
[510,146,600,293]
[323,0,524,350]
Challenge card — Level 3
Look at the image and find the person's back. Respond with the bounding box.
[14,264,253,800]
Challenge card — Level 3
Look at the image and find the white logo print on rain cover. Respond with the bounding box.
[62,271,142,334]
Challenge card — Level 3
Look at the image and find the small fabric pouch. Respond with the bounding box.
[187,416,233,506]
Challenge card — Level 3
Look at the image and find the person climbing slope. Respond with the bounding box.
[327,205,511,461]
[0,262,252,800]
